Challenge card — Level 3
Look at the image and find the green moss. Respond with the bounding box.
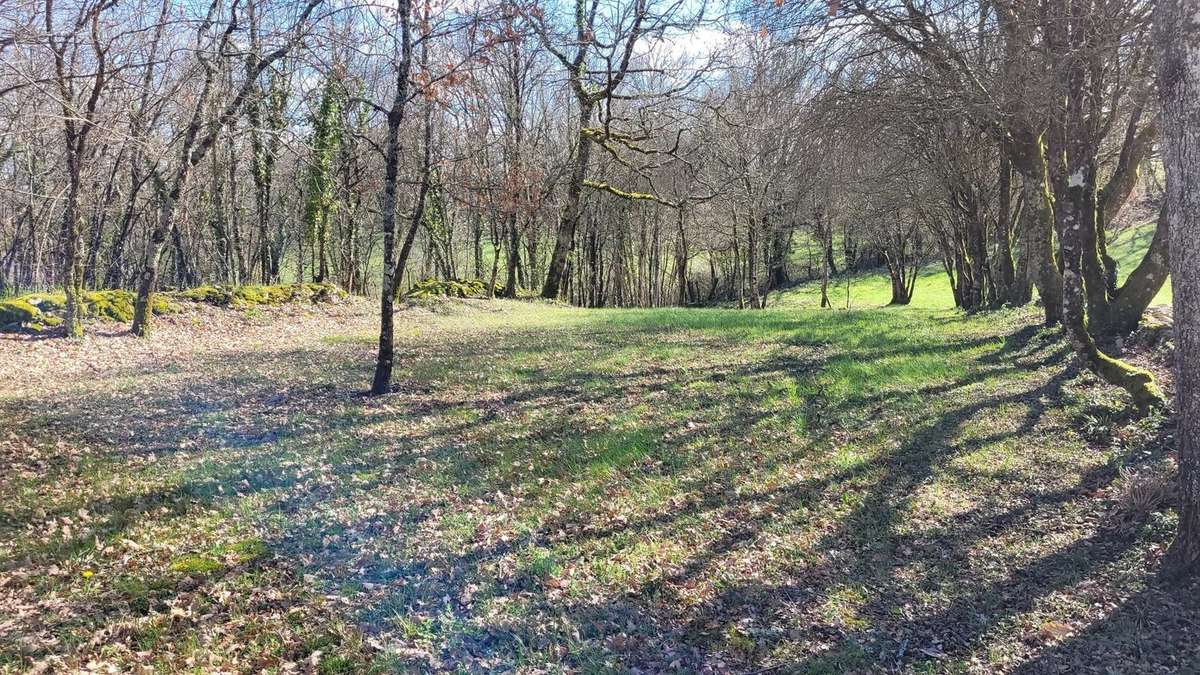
[169,555,224,576]
[0,289,176,332]
[173,285,233,305]
[406,278,498,299]
[0,298,41,326]
[170,283,346,308]
[82,290,135,322]
[234,286,274,305]
[2,283,341,332]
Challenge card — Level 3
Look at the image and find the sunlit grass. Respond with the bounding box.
[774,215,1169,311]
[0,295,1185,672]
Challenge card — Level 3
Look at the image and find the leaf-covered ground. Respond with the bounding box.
[1,298,1197,673]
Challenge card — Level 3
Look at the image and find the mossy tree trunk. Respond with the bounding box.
[60,184,85,338]
[132,187,183,337]
[1056,169,1163,413]
[1157,0,1200,581]
[1046,4,1162,414]
[1015,140,1064,327]
[302,74,345,287]
[1078,102,1168,337]
[1094,206,1171,336]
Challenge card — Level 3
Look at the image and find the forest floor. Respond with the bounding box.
[2,294,1198,673]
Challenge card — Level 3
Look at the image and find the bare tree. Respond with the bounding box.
[129,0,323,337]
[45,0,116,336]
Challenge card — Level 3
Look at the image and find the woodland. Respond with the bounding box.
[0,0,1198,672]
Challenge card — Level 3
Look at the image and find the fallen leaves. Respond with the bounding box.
[0,300,1195,672]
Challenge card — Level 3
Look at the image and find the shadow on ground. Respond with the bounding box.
[2,305,1194,672]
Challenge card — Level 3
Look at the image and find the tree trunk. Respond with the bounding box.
[748,213,761,309]
[1091,206,1171,336]
[824,232,838,277]
[819,222,831,309]
[473,214,483,280]
[1056,169,1162,413]
[1048,21,1163,413]
[1022,151,1064,326]
[993,154,1017,305]
[372,5,416,394]
[1012,193,1035,305]
[131,195,177,337]
[675,207,689,306]
[60,176,85,338]
[503,214,520,297]
[371,116,407,393]
[542,102,594,299]
[1157,0,1200,581]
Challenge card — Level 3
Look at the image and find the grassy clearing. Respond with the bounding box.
[769,265,955,310]
[0,297,1193,673]
[774,217,1170,311]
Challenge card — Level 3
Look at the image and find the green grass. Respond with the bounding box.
[774,216,1170,311]
[1108,219,1172,306]
[771,264,956,309]
[169,554,224,576]
[0,297,1192,672]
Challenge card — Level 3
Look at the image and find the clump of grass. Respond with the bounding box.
[221,537,269,563]
[515,546,562,588]
[820,585,871,631]
[115,576,174,614]
[1107,465,1173,534]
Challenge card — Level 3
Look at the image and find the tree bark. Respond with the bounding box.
[1056,168,1162,413]
[1092,206,1171,336]
[371,0,415,395]
[1020,148,1064,326]
[993,154,1017,305]
[1047,6,1162,414]
[1157,0,1200,581]
[541,101,594,299]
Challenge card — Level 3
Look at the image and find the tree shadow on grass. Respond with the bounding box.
[4,305,1183,672]
[1011,582,1200,673]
